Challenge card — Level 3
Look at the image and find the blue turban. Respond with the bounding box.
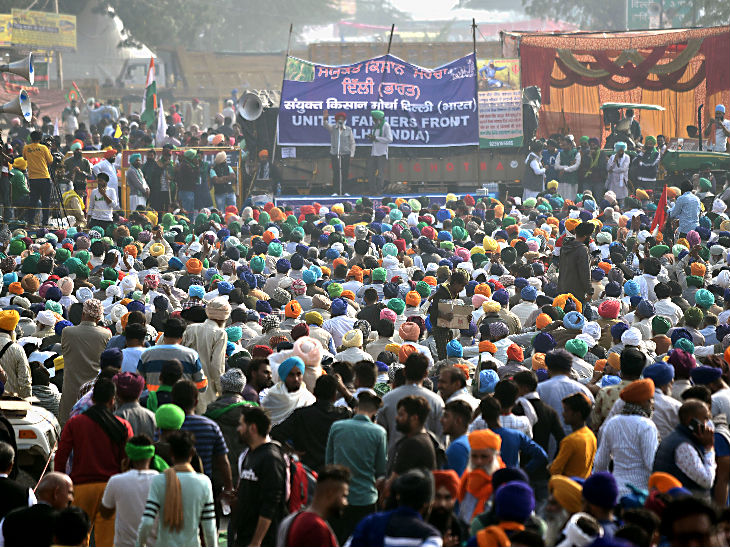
[479,369,499,394]
[629,295,642,307]
[100,348,123,368]
[446,340,463,357]
[691,365,723,385]
[466,281,478,297]
[54,320,72,336]
[601,374,622,387]
[670,328,693,345]
[45,286,63,302]
[583,472,618,509]
[129,153,142,164]
[563,311,585,330]
[436,209,451,222]
[276,258,291,273]
[290,254,304,270]
[493,289,510,306]
[188,285,205,299]
[278,356,305,380]
[246,310,260,323]
[643,362,674,387]
[494,481,535,523]
[533,332,556,354]
[591,268,605,281]
[520,286,537,301]
[325,248,340,260]
[331,298,348,316]
[437,230,452,242]
[242,271,256,288]
[717,104,726,114]
[168,257,184,271]
[302,269,318,285]
[624,280,640,297]
[3,273,17,286]
[637,299,655,318]
[610,322,630,340]
[614,141,627,152]
[514,277,529,289]
[217,281,233,295]
[127,300,145,313]
[256,300,273,314]
[153,295,169,310]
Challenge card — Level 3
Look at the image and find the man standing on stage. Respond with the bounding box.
[368,110,392,194]
[323,110,356,193]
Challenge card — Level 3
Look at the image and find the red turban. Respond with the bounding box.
[620,378,655,403]
[506,344,524,363]
[598,299,621,319]
[433,470,460,498]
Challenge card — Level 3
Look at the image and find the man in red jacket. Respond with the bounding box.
[55,378,133,547]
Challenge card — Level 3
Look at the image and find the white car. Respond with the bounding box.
[1,399,60,481]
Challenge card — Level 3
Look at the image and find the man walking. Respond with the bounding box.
[558,222,594,304]
[231,406,288,547]
[21,130,53,226]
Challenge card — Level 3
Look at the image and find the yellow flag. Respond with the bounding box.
[114,123,122,138]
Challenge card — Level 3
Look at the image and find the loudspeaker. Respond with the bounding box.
[238,92,263,121]
[0,53,33,85]
[0,90,32,122]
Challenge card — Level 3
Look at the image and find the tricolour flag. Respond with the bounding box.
[140,58,157,127]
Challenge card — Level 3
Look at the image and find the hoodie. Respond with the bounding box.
[557,238,590,299]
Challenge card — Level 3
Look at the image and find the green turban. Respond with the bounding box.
[699,178,712,192]
[267,242,282,257]
[9,240,26,256]
[649,244,670,258]
[155,403,185,430]
[45,301,62,314]
[416,281,431,298]
[565,338,588,358]
[250,256,265,273]
[674,338,695,354]
[387,298,406,316]
[21,254,40,274]
[372,268,387,282]
[327,283,343,298]
[75,250,90,265]
[103,267,118,282]
[651,315,671,335]
[258,212,271,226]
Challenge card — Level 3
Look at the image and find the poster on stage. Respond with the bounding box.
[277,53,479,147]
[10,9,77,52]
[477,58,523,149]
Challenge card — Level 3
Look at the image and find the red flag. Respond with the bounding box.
[650,185,668,234]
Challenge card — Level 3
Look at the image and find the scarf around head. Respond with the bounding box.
[260,381,315,426]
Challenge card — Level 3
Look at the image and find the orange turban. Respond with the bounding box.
[474,283,492,298]
[506,344,524,362]
[186,258,203,274]
[724,345,730,366]
[453,362,470,380]
[649,472,682,493]
[124,244,138,258]
[553,294,582,314]
[535,313,552,330]
[565,218,580,233]
[594,359,607,372]
[341,290,356,301]
[468,429,501,451]
[549,475,583,514]
[433,470,460,498]
[405,291,421,307]
[597,261,611,274]
[691,262,707,277]
[423,276,437,286]
[8,282,22,295]
[607,352,621,371]
[347,268,363,282]
[121,312,130,330]
[320,266,331,276]
[620,378,655,403]
[399,343,418,364]
[285,300,302,319]
[479,340,497,354]
[333,257,347,270]
[532,352,546,371]
[262,230,276,244]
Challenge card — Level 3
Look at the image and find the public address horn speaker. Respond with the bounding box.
[0,53,34,85]
[238,92,263,121]
[0,90,33,122]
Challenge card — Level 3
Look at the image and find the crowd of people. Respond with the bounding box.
[0,152,724,546]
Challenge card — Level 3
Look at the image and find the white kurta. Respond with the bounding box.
[606,153,631,201]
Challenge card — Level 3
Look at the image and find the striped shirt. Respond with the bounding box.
[136,344,207,392]
[181,414,228,479]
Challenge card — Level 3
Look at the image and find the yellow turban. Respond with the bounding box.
[549,475,583,514]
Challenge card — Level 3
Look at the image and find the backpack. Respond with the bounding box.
[270,441,318,514]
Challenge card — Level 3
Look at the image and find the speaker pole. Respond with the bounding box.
[54,0,64,90]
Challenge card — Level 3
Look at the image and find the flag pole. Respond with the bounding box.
[472,18,481,191]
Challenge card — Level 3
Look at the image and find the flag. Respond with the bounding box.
[650,185,668,235]
[140,58,157,127]
[53,118,59,136]
[156,99,167,145]
[114,123,122,139]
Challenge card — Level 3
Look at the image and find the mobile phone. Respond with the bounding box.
[688,417,702,433]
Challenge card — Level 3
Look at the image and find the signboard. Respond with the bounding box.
[278,53,479,147]
[10,9,77,52]
[477,58,523,148]
[437,301,472,329]
[626,0,692,30]
[0,14,11,47]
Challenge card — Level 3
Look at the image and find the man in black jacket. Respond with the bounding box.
[232,406,288,547]
[2,472,74,546]
[271,375,351,472]
[557,221,593,303]
[0,442,34,520]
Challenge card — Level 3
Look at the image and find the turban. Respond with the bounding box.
[372,267,387,282]
[399,322,421,342]
[690,365,723,385]
[285,300,302,319]
[621,327,642,347]
[563,311,585,330]
[649,472,682,493]
[293,336,323,367]
[305,311,323,326]
[113,372,146,400]
[489,321,509,339]
[482,300,501,313]
[405,291,421,307]
[156,404,186,430]
[652,315,671,335]
[36,310,57,327]
[565,338,589,359]
[186,258,203,274]
[695,288,715,309]
[494,481,535,524]
[331,298,348,316]
[251,345,273,358]
[399,344,418,363]
[582,472,618,509]
[433,470,460,499]
[620,378,655,403]
[506,344,524,362]
[597,299,620,319]
[291,323,309,340]
[643,362,674,387]
[532,353,546,371]
[667,348,696,378]
[188,285,205,299]
[0,310,19,331]
[468,429,501,450]
[278,356,305,380]
[479,370,499,394]
[446,340,463,357]
[533,332,555,354]
[206,297,231,321]
[690,262,707,277]
[479,340,497,354]
[520,286,537,301]
[342,329,364,348]
[637,299,655,318]
[535,313,552,330]
[388,298,406,316]
[549,475,583,514]
[82,298,104,321]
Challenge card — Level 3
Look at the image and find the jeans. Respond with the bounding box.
[26,178,51,225]
[179,190,195,214]
[215,191,236,212]
[368,155,387,194]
